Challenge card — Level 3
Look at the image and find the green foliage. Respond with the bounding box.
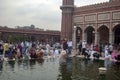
[8,35,12,43]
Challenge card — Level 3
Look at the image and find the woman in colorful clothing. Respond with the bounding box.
[29,44,37,59]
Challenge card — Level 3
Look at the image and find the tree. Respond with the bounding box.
[30,24,35,29]
[8,35,12,43]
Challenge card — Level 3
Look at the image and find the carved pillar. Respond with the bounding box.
[82,30,85,41]
[72,26,77,56]
[109,31,113,44]
[112,32,115,44]
[94,32,98,45]
[109,12,113,44]
[95,13,98,45]
[82,15,85,42]
[98,32,100,44]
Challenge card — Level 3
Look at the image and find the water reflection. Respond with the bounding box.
[8,61,15,71]
[0,57,120,80]
[0,61,3,71]
[58,57,72,80]
[61,57,119,80]
[29,59,36,69]
[17,60,29,70]
[104,59,112,68]
[36,59,44,65]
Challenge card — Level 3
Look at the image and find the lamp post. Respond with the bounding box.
[72,25,77,56]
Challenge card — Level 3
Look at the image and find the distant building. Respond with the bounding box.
[0,27,60,43]
[60,0,120,44]
[15,25,44,31]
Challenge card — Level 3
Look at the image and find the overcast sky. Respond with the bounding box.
[0,0,109,31]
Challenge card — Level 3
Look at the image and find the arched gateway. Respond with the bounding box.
[113,24,120,44]
[85,26,95,44]
[76,27,82,43]
[98,25,109,44]
[60,0,120,45]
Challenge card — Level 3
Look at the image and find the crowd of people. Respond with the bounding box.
[0,39,120,64]
[0,40,62,61]
[77,40,120,62]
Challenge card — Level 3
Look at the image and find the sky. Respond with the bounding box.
[0,0,109,31]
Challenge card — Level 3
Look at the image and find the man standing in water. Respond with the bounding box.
[82,40,87,56]
[67,39,72,55]
[62,39,68,52]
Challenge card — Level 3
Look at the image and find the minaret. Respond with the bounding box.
[60,0,74,40]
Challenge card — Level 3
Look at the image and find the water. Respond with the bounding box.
[0,57,120,80]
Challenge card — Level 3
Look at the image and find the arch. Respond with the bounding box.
[76,27,82,43]
[98,25,109,44]
[112,24,120,44]
[84,26,95,44]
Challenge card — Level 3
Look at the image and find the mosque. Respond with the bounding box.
[60,0,120,45]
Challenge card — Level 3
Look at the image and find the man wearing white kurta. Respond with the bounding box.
[67,40,72,55]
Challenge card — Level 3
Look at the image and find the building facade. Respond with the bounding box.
[61,0,120,45]
[0,27,60,43]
